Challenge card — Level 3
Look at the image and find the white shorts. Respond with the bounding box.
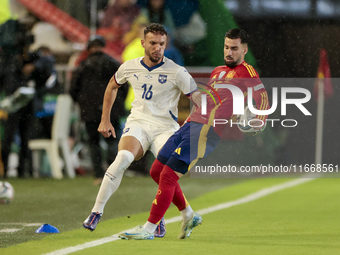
[121,119,179,158]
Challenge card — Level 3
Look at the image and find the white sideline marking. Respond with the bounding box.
[44,177,317,255]
[0,223,43,226]
[0,223,44,233]
[0,228,22,233]
[24,223,44,227]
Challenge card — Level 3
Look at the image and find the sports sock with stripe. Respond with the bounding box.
[150,159,187,211]
[91,150,134,214]
[148,165,179,224]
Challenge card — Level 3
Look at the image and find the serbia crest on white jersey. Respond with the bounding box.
[158,74,167,84]
[114,57,196,127]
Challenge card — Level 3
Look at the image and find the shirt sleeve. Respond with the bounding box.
[240,65,269,122]
[251,80,270,122]
[114,61,127,86]
[239,64,269,122]
[175,67,197,96]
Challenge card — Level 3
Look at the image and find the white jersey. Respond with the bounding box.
[114,57,196,128]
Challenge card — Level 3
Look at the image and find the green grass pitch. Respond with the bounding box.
[1,177,340,255]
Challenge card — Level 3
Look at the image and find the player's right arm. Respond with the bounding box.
[98,75,121,138]
[98,61,127,138]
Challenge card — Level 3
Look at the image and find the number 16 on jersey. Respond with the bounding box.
[142,84,153,100]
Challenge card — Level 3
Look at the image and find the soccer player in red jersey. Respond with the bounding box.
[119,28,270,240]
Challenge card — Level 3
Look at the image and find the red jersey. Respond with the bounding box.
[190,61,269,137]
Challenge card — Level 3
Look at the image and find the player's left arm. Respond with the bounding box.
[189,90,201,108]
[176,67,201,107]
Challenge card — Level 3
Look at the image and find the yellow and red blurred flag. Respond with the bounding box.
[313,48,334,101]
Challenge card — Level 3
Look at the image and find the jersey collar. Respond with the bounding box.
[140,58,165,72]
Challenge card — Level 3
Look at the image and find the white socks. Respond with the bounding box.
[143,221,157,234]
[180,205,194,220]
[143,206,194,234]
[91,150,134,214]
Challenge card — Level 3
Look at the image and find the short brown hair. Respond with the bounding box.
[144,23,167,37]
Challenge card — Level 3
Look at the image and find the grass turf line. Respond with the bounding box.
[1,177,317,255]
[0,176,239,249]
[69,178,340,255]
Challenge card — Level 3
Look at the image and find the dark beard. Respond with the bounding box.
[224,59,237,68]
[146,50,161,63]
[150,55,161,63]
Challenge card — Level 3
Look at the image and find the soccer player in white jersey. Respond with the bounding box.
[83,23,201,235]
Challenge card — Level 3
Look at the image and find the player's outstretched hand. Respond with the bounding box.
[98,121,116,138]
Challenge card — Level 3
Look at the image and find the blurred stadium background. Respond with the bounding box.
[0,0,339,253]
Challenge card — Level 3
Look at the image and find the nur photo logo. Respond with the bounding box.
[199,82,312,128]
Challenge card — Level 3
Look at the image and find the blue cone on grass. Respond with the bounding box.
[35,224,59,233]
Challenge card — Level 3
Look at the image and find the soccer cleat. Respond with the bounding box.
[119,225,155,240]
[83,212,102,231]
[178,212,203,239]
[154,217,166,238]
